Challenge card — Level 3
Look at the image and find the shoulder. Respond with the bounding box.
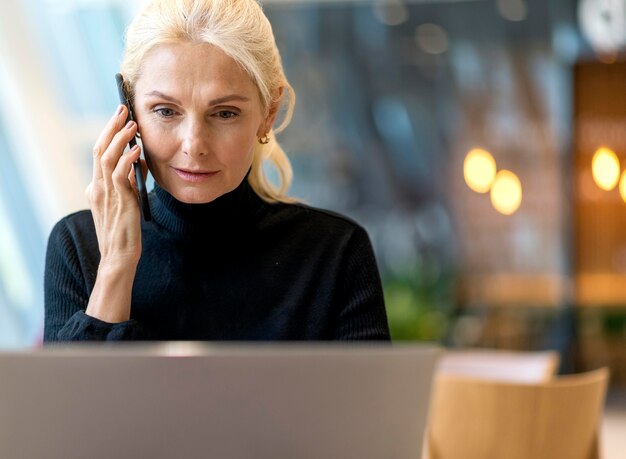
[46,210,99,287]
[258,201,375,258]
[50,209,94,238]
[262,201,369,239]
[48,209,96,252]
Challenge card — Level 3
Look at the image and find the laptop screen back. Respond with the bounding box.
[0,343,439,459]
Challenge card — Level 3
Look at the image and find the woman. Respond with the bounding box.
[44,0,390,341]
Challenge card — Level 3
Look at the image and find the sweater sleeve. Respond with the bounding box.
[44,217,150,342]
[333,226,391,341]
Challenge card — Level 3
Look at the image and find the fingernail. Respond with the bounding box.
[131,145,140,153]
[126,121,135,129]
[117,105,124,116]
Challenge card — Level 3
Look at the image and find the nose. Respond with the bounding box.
[181,117,209,158]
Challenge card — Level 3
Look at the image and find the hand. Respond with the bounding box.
[85,105,144,270]
[84,105,146,323]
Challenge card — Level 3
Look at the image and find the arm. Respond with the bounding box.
[44,105,149,341]
[44,218,148,341]
[84,104,143,323]
[333,226,391,341]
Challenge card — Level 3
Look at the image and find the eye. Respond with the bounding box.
[215,110,238,120]
[154,107,176,118]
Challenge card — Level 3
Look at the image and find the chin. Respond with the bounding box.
[154,178,221,204]
[155,170,243,204]
[172,186,222,204]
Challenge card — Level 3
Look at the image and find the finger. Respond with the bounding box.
[92,105,127,181]
[112,145,141,194]
[128,166,137,193]
[127,158,149,195]
[100,121,138,188]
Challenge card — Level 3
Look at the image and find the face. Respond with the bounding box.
[133,42,275,204]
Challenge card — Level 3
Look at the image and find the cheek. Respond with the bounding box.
[209,124,259,162]
[139,123,177,160]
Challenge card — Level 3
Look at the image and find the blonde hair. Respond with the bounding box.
[121,0,296,203]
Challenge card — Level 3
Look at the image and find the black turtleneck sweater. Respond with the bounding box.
[44,179,390,342]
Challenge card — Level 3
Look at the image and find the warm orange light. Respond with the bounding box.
[592,147,620,191]
[464,148,497,193]
[490,170,522,215]
[619,170,626,203]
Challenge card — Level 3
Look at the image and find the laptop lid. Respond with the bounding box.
[0,343,439,459]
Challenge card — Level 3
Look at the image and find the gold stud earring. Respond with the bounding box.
[259,134,270,145]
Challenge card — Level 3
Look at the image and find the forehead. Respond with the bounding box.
[135,42,259,99]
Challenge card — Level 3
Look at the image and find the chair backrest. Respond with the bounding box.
[437,349,560,383]
[427,367,609,459]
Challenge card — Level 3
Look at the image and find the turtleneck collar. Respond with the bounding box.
[150,177,266,237]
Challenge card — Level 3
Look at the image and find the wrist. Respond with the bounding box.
[98,256,139,276]
[86,260,137,323]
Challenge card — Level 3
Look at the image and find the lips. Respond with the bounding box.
[173,167,219,183]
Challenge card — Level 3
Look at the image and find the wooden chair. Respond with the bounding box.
[437,349,560,383]
[426,367,609,459]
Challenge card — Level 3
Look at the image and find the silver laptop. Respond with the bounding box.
[0,343,439,459]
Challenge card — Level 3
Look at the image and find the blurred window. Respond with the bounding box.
[0,0,136,348]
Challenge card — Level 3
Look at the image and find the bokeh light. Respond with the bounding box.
[619,170,626,203]
[415,23,449,55]
[592,147,620,191]
[463,148,497,193]
[373,0,408,26]
[496,0,527,22]
[490,170,522,215]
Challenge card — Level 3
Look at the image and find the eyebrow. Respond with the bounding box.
[144,91,250,106]
[145,91,182,105]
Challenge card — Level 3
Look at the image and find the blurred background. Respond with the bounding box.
[1,0,626,385]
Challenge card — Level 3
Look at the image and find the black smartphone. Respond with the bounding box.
[115,73,152,222]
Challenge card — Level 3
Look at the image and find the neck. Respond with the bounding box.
[150,178,265,237]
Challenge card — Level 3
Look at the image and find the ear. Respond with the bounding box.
[257,87,284,137]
